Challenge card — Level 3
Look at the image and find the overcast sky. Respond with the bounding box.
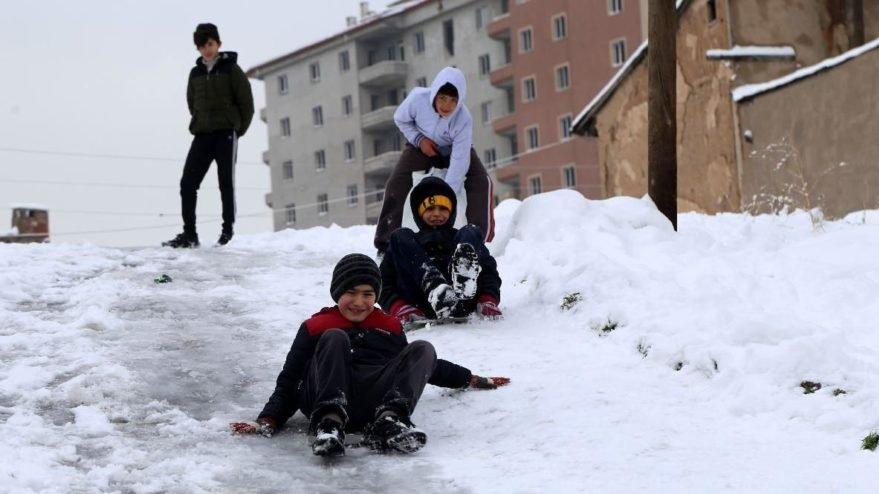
[0,0,398,246]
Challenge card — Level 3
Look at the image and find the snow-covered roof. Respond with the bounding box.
[247,0,430,78]
[9,202,49,210]
[733,37,879,102]
[706,45,796,60]
[572,0,692,136]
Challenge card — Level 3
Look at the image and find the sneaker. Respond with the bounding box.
[311,417,345,457]
[161,231,199,248]
[427,283,457,319]
[217,229,233,246]
[450,243,481,301]
[362,414,427,454]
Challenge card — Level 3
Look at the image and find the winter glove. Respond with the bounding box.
[389,299,427,324]
[230,417,277,437]
[476,294,502,320]
[468,375,511,390]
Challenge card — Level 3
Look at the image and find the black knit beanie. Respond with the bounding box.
[330,254,381,302]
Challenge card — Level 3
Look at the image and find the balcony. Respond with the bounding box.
[365,189,385,222]
[359,61,409,87]
[259,107,267,123]
[262,150,270,165]
[361,106,397,132]
[487,13,512,39]
[492,113,517,135]
[364,150,401,177]
[489,63,514,87]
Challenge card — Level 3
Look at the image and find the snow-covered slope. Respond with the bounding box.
[2,192,879,493]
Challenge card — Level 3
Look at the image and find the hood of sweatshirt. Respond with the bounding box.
[428,66,467,118]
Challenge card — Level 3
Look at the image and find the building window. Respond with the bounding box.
[611,38,627,67]
[315,150,326,171]
[443,20,455,55]
[278,74,289,95]
[398,44,406,61]
[529,175,542,195]
[484,148,497,169]
[416,76,428,87]
[559,114,573,139]
[552,14,567,40]
[338,50,350,72]
[285,204,296,225]
[563,166,576,188]
[317,194,329,215]
[481,101,492,125]
[309,62,321,82]
[373,138,384,157]
[707,0,717,22]
[386,44,397,61]
[609,0,623,15]
[526,125,539,150]
[519,27,533,53]
[312,106,324,127]
[478,54,491,76]
[522,76,536,102]
[282,160,293,180]
[476,6,489,30]
[415,31,425,53]
[344,140,356,161]
[500,0,510,14]
[280,117,291,137]
[347,185,359,206]
[342,95,353,116]
[555,64,570,91]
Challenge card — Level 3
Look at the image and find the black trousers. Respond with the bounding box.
[387,225,489,317]
[298,329,438,431]
[374,143,495,252]
[180,130,237,234]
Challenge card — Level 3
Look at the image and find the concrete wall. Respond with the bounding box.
[592,0,740,213]
[737,47,879,219]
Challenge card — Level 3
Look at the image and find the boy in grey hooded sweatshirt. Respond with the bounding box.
[373,67,495,254]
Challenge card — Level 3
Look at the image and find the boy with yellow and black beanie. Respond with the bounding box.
[379,177,502,325]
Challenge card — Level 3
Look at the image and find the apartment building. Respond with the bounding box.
[485,0,643,200]
[248,0,510,231]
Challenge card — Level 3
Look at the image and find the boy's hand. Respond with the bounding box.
[230,417,277,437]
[390,299,427,324]
[477,295,503,320]
[469,375,511,390]
[419,137,439,157]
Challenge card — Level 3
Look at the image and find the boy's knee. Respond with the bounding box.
[407,340,436,360]
[317,329,350,349]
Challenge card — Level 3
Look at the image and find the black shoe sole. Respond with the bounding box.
[312,436,346,457]
[387,430,427,454]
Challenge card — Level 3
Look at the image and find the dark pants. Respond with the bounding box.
[387,225,489,317]
[298,329,438,431]
[180,130,237,234]
[374,143,496,252]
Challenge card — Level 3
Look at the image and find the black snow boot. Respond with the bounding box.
[312,417,346,457]
[162,231,199,248]
[362,414,427,454]
[450,243,481,301]
[217,228,233,246]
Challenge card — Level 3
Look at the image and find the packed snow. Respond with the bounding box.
[2,191,879,493]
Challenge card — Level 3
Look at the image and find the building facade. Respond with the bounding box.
[485,0,643,201]
[573,0,879,219]
[248,0,510,230]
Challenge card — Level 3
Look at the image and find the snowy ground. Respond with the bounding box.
[2,191,879,493]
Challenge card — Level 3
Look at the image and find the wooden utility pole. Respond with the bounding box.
[648,0,678,230]
[848,0,865,48]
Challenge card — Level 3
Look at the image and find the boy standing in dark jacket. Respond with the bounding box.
[163,23,254,248]
[380,177,503,324]
[231,254,509,457]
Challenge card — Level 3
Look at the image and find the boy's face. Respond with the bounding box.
[197,38,221,61]
[435,94,458,117]
[337,284,376,323]
[421,205,451,227]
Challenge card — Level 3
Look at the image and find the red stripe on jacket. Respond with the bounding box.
[304,306,403,337]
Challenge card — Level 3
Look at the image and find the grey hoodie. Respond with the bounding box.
[393,67,472,193]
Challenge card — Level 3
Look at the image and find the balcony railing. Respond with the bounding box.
[361,106,398,132]
[359,61,409,87]
[364,150,402,176]
[489,63,514,87]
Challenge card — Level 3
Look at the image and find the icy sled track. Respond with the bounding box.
[2,192,879,493]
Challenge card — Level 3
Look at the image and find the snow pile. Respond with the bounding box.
[706,45,796,60]
[3,191,879,492]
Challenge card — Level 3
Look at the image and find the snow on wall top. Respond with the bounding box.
[733,37,879,103]
[9,202,49,210]
[706,45,796,60]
